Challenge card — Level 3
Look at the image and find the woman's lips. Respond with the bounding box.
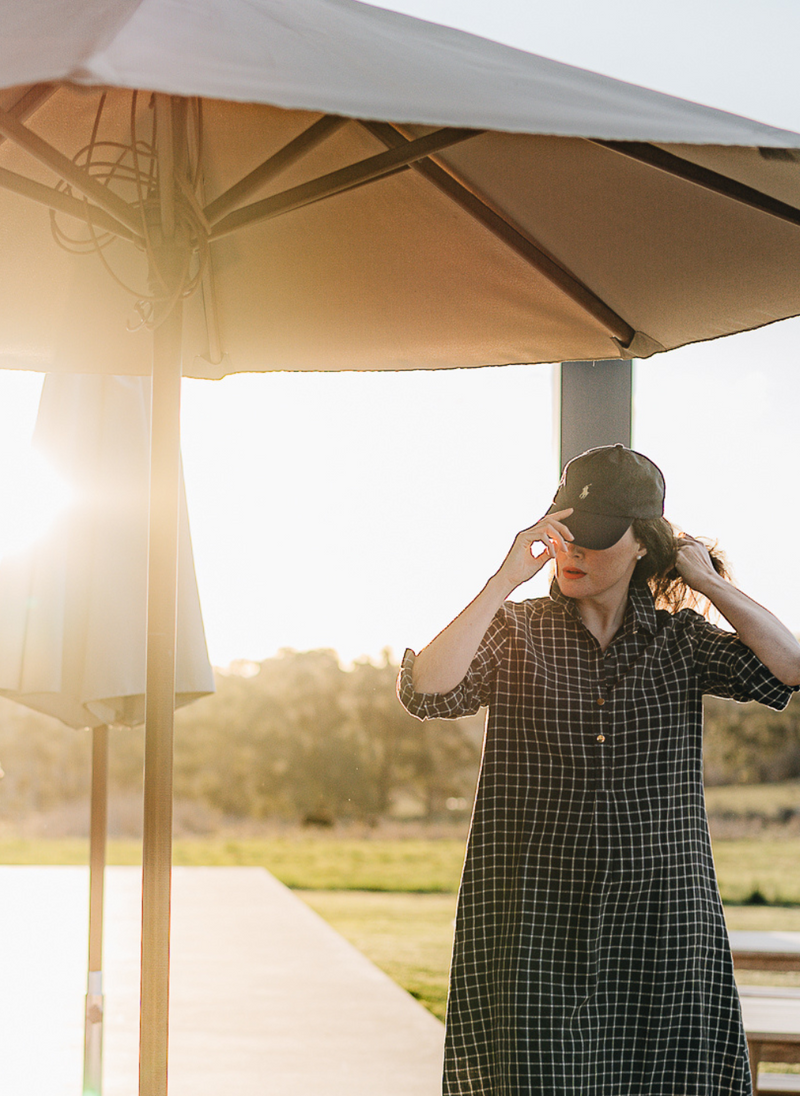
[563,567,586,578]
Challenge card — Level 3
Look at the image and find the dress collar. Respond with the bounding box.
[549,578,658,636]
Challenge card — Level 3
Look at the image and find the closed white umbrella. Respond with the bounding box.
[0,372,213,1095]
[0,373,212,725]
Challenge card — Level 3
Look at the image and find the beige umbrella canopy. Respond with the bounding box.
[1,0,800,377]
[1,2,800,1094]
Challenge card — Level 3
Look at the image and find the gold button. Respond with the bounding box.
[596,697,605,706]
[596,734,605,743]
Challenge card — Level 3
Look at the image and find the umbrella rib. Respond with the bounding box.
[207,126,482,241]
[360,121,636,347]
[0,164,140,242]
[591,140,800,229]
[204,114,349,226]
[0,106,143,237]
[195,173,225,366]
[0,83,56,148]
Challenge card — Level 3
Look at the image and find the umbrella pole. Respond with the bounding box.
[84,723,109,1096]
[139,295,184,1096]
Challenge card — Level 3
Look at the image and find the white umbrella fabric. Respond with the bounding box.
[0,373,213,726]
[0,372,214,1095]
[0,3,799,1094]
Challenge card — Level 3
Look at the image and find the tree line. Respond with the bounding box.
[1,647,799,827]
[0,648,483,825]
[703,692,800,786]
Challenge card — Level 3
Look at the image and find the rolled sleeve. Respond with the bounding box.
[396,608,508,721]
[689,615,798,711]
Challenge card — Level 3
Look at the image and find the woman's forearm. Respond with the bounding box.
[703,575,800,686]
[411,572,515,694]
[411,512,574,694]
[676,535,800,686]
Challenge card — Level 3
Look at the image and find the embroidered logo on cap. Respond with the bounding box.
[579,484,591,499]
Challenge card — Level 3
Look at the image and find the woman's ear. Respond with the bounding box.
[636,543,647,560]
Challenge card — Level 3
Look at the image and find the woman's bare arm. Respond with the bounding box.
[411,510,574,694]
[676,536,800,686]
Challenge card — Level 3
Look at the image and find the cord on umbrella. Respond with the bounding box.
[49,90,210,331]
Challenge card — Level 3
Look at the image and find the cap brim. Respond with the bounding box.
[548,506,632,551]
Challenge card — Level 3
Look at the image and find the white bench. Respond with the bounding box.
[731,932,800,1096]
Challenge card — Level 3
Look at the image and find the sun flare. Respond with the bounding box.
[0,446,73,560]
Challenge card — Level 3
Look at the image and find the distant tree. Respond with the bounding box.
[173,647,482,822]
[703,693,800,785]
[0,698,89,817]
[346,650,481,820]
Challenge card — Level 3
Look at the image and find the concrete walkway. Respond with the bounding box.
[0,866,444,1096]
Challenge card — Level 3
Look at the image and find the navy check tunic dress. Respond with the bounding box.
[398,582,795,1096]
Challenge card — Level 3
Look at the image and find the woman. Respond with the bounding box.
[398,444,800,1096]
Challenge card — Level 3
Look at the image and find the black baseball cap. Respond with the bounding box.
[547,444,665,550]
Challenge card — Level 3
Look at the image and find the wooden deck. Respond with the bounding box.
[0,866,444,1096]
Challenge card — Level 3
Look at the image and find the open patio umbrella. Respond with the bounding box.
[1,2,800,1093]
[2,3,800,375]
[0,372,214,1095]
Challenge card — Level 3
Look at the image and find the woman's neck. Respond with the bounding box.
[576,588,630,651]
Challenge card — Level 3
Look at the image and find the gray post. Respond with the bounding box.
[558,360,632,470]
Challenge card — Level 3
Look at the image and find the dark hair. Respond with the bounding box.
[631,516,729,616]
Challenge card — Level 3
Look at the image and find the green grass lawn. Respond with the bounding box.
[0,834,467,890]
[301,890,457,1022]
[705,781,800,819]
[2,834,799,900]
[714,840,800,905]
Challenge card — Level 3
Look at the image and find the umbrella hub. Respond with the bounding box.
[26,88,210,332]
[142,200,205,330]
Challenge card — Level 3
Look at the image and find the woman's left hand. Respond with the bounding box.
[675,534,720,595]
[675,533,800,686]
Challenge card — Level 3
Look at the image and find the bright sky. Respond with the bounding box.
[1,0,799,668]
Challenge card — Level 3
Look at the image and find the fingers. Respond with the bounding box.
[520,508,573,534]
[676,533,707,557]
[674,533,717,588]
[520,509,574,557]
[499,509,574,588]
[541,511,574,556]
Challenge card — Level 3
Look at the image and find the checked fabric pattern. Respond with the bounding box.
[398,581,795,1096]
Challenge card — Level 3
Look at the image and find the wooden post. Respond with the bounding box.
[138,292,183,1096]
[139,93,186,1096]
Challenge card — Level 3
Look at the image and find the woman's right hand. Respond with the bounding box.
[411,508,574,694]
[494,509,574,593]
